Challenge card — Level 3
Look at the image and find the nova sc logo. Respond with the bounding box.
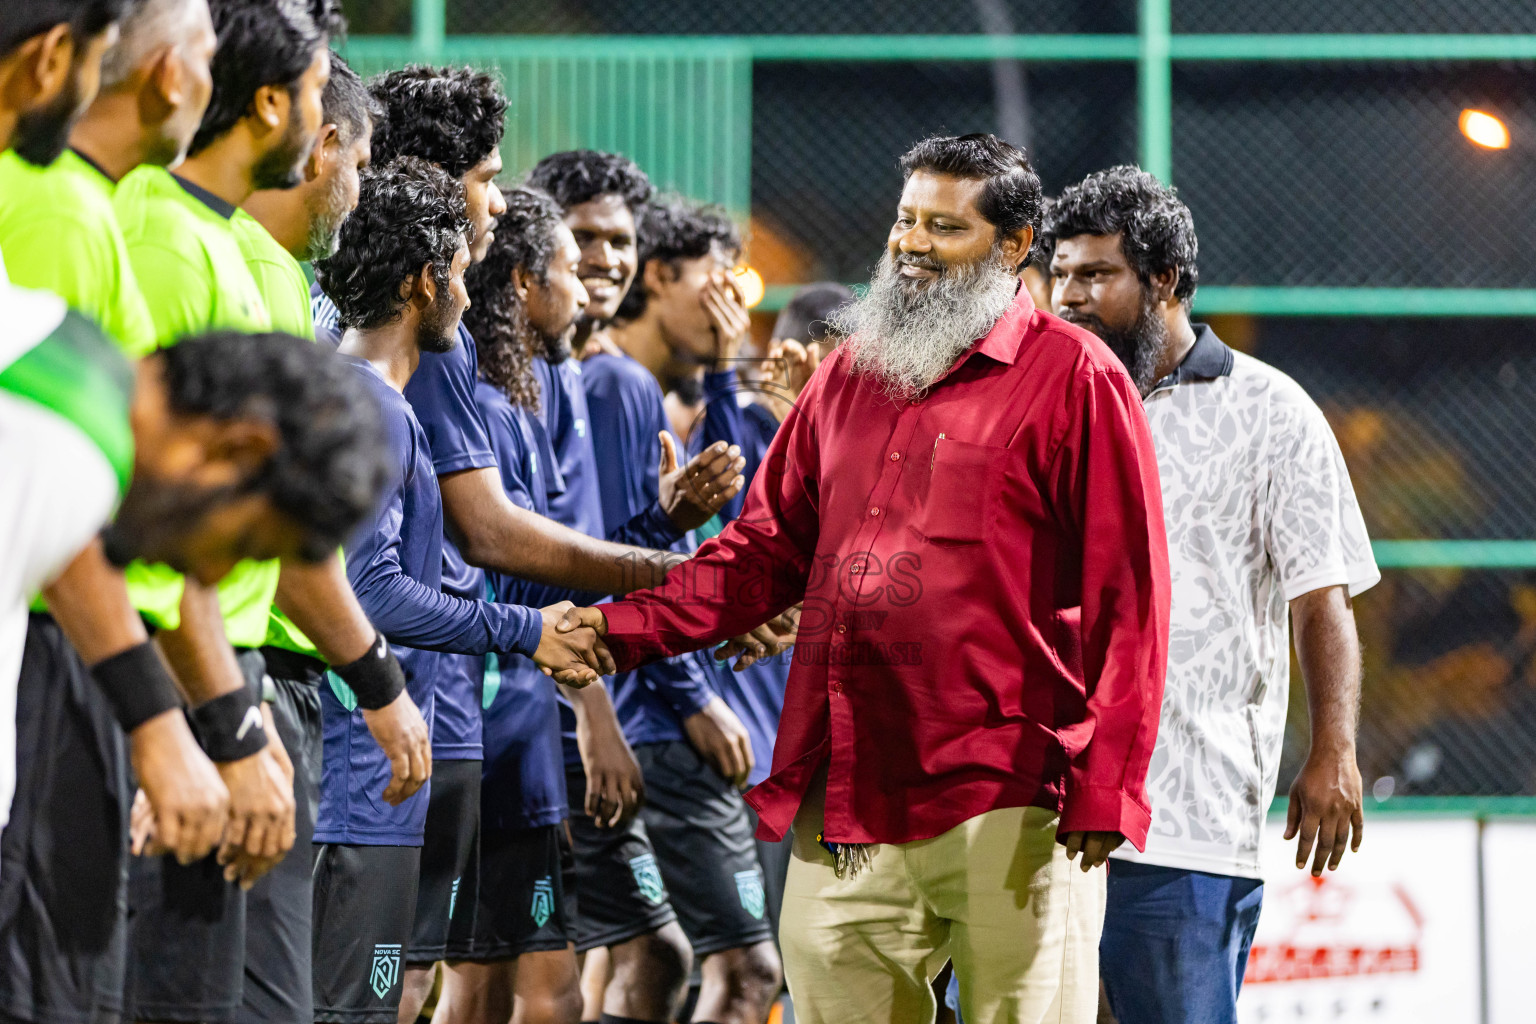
[370,944,400,999]
[629,853,666,905]
[531,876,554,928]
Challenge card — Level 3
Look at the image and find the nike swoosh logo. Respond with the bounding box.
[235,706,263,742]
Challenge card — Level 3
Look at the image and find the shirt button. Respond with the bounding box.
[890,451,901,462]
[830,682,843,695]
[836,623,848,634]
[850,563,864,575]
[870,507,881,517]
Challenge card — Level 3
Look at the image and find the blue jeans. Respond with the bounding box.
[1099,861,1264,1024]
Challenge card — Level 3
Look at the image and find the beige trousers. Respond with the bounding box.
[780,798,1106,1024]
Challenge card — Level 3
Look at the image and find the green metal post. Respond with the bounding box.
[412,0,444,61]
[1138,0,1173,182]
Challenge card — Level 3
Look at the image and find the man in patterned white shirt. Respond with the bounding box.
[1044,167,1379,1024]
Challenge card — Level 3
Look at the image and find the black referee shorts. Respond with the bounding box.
[240,648,324,1024]
[0,614,131,1024]
[125,649,269,1024]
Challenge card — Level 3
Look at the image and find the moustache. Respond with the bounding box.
[894,252,944,274]
[1059,310,1107,333]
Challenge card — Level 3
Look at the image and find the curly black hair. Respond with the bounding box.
[527,149,653,215]
[159,330,391,560]
[366,65,507,177]
[1042,165,1200,308]
[899,133,1043,264]
[0,0,127,55]
[463,187,565,412]
[188,0,324,156]
[615,194,741,322]
[314,156,469,331]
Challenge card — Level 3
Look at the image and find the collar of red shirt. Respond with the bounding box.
[936,281,1035,383]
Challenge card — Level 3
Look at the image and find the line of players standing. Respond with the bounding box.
[0,3,838,1024]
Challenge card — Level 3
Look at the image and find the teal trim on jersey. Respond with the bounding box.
[0,309,134,492]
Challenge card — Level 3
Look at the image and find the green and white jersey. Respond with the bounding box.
[0,284,133,832]
[231,209,322,656]
[116,166,279,647]
[0,149,156,357]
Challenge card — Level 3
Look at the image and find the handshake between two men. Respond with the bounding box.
[531,600,798,688]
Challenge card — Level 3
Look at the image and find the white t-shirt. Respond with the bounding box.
[1112,327,1379,879]
[0,286,122,835]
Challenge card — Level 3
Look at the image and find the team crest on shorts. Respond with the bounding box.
[629,853,666,905]
[370,944,401,999]
[531,876,555,927]
[734,869,766,920]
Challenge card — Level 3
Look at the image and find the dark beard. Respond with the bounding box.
[418,283,461,354]
[250,114,312,191]
[101,478,245,574]
[1064,294,1168,395]
[11,76,81,167]
[541,326,572,363]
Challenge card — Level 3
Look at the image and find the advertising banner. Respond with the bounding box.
[1237,818,1481,1023]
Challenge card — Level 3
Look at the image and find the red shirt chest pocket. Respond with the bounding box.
[915,435,1010,543]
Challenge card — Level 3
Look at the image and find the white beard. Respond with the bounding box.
[833,249,1020,402]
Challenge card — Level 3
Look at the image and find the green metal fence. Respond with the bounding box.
[341,1,1536,805]
[344,0,1536,316]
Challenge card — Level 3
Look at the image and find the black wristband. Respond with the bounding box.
[90,641,184,733]
[187,685,268,762]
[333,632,406,711]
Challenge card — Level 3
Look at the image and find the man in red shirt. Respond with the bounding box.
[560,133,1170,1023]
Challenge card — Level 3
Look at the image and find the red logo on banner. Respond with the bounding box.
[1246,875,1424,983]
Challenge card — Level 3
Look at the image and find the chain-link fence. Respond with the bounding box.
[335,0,1536,799]
[1242,317,1536,797]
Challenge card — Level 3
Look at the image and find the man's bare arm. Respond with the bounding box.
[42,540,227,864]
[1285,584,1365,876]
[156,581,295,888]
[441,467,679,594]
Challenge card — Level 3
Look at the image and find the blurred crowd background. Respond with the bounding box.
[337,0,1536,802]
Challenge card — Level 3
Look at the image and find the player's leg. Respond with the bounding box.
[0,614,132,1024]
[239,650,324,1024]
[564,766,690,1022]
[775,781,942,1024]
[126,649,268,1024]
[437,823,580,1024]
[312,843,421,1024]
[401,759,483,1022]
[1098,862,1262,1024]
[935,806,1104,1023]
[631,741,779,1024]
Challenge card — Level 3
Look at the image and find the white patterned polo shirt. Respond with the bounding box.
[1112,326,1379,879]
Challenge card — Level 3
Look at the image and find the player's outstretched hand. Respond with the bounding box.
[1284,745,1364,876]
[537,602,615,687]
[659,434,746,532]
[215,710,297,890]
[684,696,754,788]
[128,708,229,864]
[362,691,432,806]
[1063,830,1126,871]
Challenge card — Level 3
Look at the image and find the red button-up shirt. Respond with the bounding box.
[600,288,1170,849]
